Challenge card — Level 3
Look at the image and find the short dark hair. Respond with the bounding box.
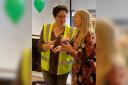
[52,5,68,17]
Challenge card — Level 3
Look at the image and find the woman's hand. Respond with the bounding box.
[61,42,78,55]
[51,46,62,53]
[41,41,55,51]
[61,42,72,52]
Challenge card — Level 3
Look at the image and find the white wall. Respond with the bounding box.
[71,0,96,10]
[97,0,128,19]
[0,0,31,75]
[32,0,70,35]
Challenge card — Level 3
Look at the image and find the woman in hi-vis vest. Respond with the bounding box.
[38,5,75,85]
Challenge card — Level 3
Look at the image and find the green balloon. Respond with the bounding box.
[5,0,25,23]
[34,0,45,13]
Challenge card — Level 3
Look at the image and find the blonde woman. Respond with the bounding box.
[61,10,96,85]
[96,18,128,85]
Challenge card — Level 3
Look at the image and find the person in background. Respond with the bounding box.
[96,18,128,85]
[118,29,128,66]
[61,10,96,85]
[13,48,32,85]
[38,5,75,85]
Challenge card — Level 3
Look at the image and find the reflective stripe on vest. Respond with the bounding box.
[41,24,75,75]
[69,27,77,41]
[41,55,73,65]
[43,24,53,43]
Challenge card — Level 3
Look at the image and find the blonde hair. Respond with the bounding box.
[96,18,117,55]
[74,10,93,46]
[96,18,124,85]
[75,10,92,31]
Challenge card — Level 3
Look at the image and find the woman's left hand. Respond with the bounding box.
[51,46,62,53]
[61,42,78,55]
[61,42,72,52]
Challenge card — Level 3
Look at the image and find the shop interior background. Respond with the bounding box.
[32,0,96,85]
[0,0,128,84]
[0,0,32,84]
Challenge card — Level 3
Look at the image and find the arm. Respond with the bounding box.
[38,25,54,52]
[85,31,96,60]
[38,26,45,51]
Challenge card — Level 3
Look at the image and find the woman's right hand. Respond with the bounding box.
[41,41,55,51]
[61,42,78,55]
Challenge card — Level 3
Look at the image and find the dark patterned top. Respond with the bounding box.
[72,29,96,85]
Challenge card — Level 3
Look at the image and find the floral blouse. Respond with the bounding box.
[72,29,96,85]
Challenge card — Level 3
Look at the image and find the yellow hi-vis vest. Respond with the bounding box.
[21,49,31,85]
[41,24,76,75]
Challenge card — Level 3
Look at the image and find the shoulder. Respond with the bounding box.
[86,28,96,40]
[42,23,52,28]
[88,28,96,36]
[65,24,70,28]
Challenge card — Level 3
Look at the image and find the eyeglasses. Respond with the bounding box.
[56,15,66,19]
